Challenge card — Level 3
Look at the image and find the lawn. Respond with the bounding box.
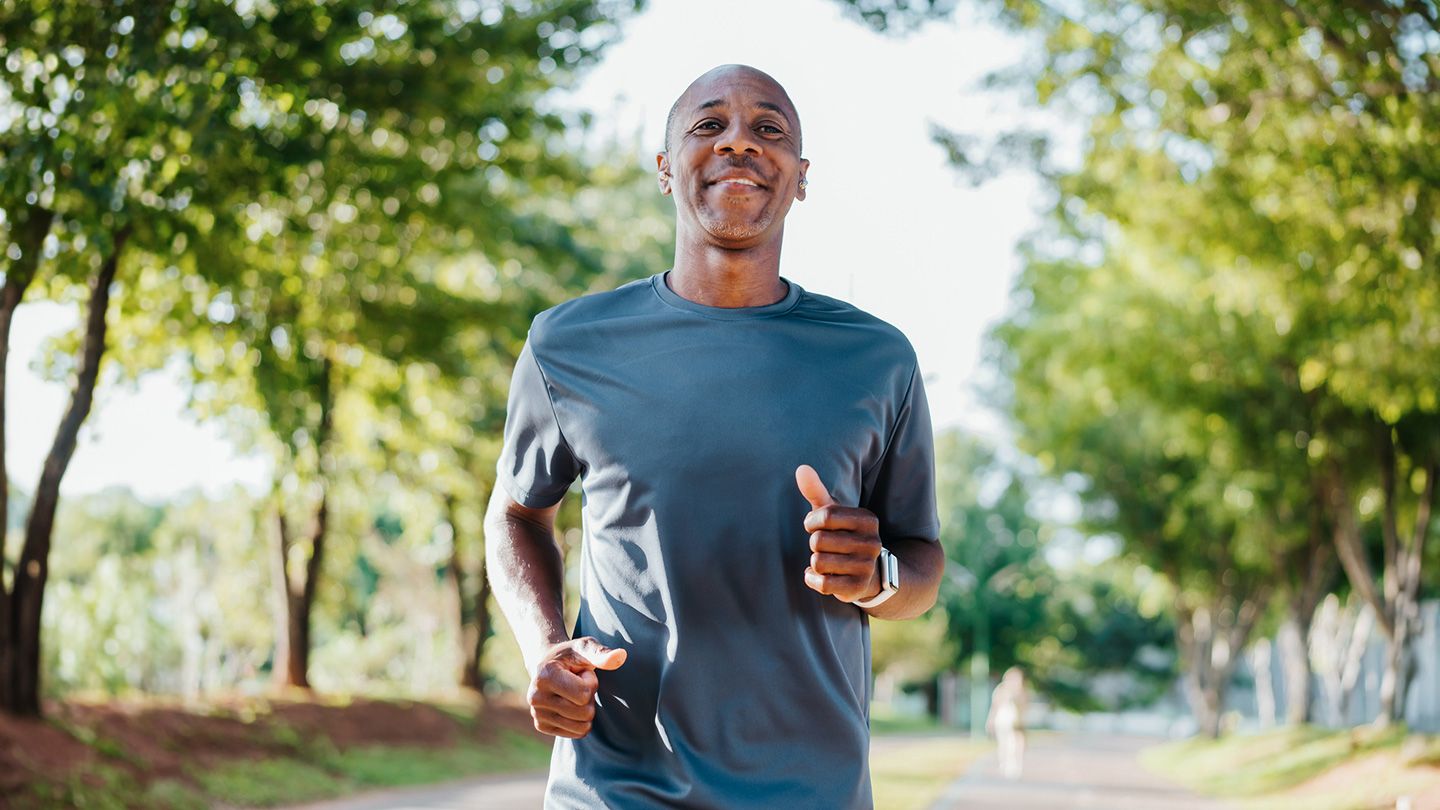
[1141,725,1440,810]
[870,733,991,810]
[190,731,552,807]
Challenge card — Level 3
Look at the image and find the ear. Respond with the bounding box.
[656,152,673,196]
[795,158,810,202]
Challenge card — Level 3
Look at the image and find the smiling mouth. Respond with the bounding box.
[711,177,765,190]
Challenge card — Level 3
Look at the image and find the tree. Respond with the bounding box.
[835,0,1439,727]
[350,152,674,691]
[0,0,641,714]
[930,430,1052,732]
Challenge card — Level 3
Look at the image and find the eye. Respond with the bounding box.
[758,124,783,135]
[694,120,722,131]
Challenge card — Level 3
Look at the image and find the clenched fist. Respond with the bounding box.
[795,464,883,604]
[527,637,626,739]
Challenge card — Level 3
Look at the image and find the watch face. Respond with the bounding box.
[883,548,899,592]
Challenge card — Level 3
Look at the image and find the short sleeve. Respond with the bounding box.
[862,365,941,543]
[496,339,582,508]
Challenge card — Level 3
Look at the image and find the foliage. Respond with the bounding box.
[836,0,1440,726]
[41,486,267,697]
[1027,561,1177,712]
[932,429,1052,678]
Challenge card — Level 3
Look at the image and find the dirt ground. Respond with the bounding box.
[0,692,539,805]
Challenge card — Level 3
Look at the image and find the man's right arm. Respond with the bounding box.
[484,485,569,671]
[484,486,626,738]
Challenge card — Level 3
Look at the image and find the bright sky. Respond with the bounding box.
[7,0,1045,501]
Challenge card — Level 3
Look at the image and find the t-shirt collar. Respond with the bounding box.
[652,270,803,320]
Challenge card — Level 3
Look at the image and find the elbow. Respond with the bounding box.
[913,540,945,615]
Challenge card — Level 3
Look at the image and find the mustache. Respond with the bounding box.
[708,155,768,184]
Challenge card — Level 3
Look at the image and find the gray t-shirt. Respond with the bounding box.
[498,271,940,809]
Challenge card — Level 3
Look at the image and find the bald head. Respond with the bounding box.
[664,64,802,154]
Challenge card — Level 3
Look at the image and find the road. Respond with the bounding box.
[285,733,1227,810]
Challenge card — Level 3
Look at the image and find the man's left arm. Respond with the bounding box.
[797,465,944,621]
[798,362,944,619]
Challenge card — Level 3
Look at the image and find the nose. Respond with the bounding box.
[714,119,762,156]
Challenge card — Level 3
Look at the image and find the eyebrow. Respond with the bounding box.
[694,98,793,124]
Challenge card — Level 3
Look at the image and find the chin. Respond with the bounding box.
[700,213,774,242]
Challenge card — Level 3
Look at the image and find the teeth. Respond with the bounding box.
[720,178,757,186]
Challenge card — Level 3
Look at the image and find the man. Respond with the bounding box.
[485,64,944,809]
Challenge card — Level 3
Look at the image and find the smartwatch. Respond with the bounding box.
[855,546,899,608]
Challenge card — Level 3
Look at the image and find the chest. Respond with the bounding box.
[550,338,895,508]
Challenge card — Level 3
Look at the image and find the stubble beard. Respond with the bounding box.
[696,203,774,242]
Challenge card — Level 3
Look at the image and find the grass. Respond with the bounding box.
[1141,725,1440,810]
[192,731,552,807]
[324,730,552,788]
[17,729,552,809]
[870,710,946,736]
[870,734,990,810]
[193,758,348,807]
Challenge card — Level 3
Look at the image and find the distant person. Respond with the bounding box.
[987,667,1030,779]
[485,64,945,808]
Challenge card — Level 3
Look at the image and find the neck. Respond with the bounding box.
[668,225,788,308]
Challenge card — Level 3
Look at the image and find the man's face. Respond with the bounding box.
[657,67,808,246]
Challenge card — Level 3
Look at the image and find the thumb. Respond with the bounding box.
[795,464,836,510]
[573,637,627,671]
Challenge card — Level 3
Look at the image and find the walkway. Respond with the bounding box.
[930,733,1231,810]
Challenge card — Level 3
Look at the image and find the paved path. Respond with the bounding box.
[930,733,1232,810]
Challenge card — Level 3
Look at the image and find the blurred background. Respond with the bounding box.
[2,1,1438,808]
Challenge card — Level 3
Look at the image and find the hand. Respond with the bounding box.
[527,637,627,739]
[795,464,883,604]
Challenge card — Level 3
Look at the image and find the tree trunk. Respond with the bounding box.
[1327,449,1435,726]
[1310,593,1375,726]
[5,226,127,717]
[0,205,55,715]
[1253,638,1276,728]
[472,564,492,687]
[1277,498,1334,726]
[1177,586,1268,739]
[270,358,334,691]
[1178,605,1220,738]
[448,492,493,693]
[1278,617,1312,726]
[271,506,295,686]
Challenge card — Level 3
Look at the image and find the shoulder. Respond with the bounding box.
[793,289,919,367]
[528,275,655,350]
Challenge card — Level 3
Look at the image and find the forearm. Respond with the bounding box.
[863,536,943,621]
[484,491,569,673]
